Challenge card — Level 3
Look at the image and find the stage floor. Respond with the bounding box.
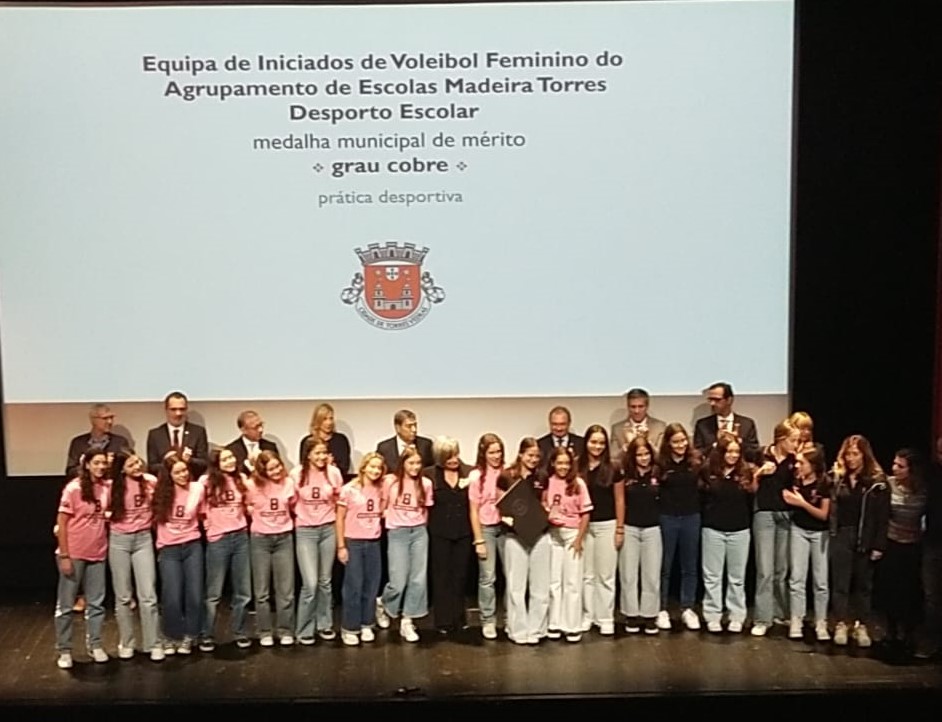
[1,596,939,713]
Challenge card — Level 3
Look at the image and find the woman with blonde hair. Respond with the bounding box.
[298,402,352,477]
[788,411,825,460]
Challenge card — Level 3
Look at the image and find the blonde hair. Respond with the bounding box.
[354,451,386,487]
[308,403,335,438]
[788,411,813,432]
[772,419,799,445]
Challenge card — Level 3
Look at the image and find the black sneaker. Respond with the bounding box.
[625,616,641,634]
[643,618,659,635]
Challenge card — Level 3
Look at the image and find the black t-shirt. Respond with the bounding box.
[586,464,622,522]
[625,470,660,528]
[756,451,796,512]
[659,457,700,516]
[790,478,829,531]
[700,472,753,532]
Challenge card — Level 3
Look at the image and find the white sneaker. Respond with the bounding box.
[727,620,743,634]
[259,635,275,647]
[318,629,337,641]
[482,622,497,640]
[90,647,109,663]
[280,635,295,647]
[750,622,768,637]
[547,629,563,639]
[117,644,134,660]
[706,620,723,633]
[773,616,789,627]
[853,623,872,648]
[341,630,360,646]
[360,626,376,643]
[599,621,615,636]
[400,618,419,643]
[177,638,192,655]
[56,652,73,669]
[162,641,177,656]
[788,618,803,640]
[815,621,831,642]
[681,608,701,631]
[656,610,672,630]
[150,646,165,662]
[375,598,391,629]
[299,636,316,646]
[834,622,848,646]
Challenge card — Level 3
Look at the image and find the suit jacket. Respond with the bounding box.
[225,436,279,475]
[609,416,667,459]
[537,432,585,470]
[376,435,435,472]
[693,413,761,463]
[146,422,210,477]
[64,432,130,478]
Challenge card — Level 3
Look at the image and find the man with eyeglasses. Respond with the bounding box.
[64,403,130,478]
[693,382,761,463]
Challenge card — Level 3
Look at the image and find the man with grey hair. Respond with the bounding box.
[225,410,278,473]
[65,403,130,478]
[610,389,666,461]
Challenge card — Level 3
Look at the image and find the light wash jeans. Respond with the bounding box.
[296,524,337,637]
[381,525,429,619]
[583,520,618,630]
[548,526,584,634]
[701,527,750,624]
[109,529,159,651]
[54,557,106,652]
[503,531,551,643]
[476,524,505,625]
[618,525,663,619]
[753,510,791,624]
[250,531,296,638]
[788,524,829,623]
[203,529,251,642]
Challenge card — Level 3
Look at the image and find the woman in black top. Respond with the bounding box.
[656,422,703,631]
[424,436,473,635]
[577,425,624,636]
[699,432,755,634]
[297,403,352,479]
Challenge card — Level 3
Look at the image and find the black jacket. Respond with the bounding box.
[829,472,890,553]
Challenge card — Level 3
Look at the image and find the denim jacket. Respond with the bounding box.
[828,473,890,553]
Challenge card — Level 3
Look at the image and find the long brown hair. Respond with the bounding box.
[657,422,700,471]
[704,432,751,489]
[623,436,659,484]
[475,433,505,489]
[548,445,578,495]
[251,450,284,488]
[833,434,885,483]
[297,438,330,489]
[108,449,139,522]
[505,437,540,485]
[78,449,109,504]
[152,453,188,524]
[392,445,426,506]
[579,424,615,487]
[206,448,248,506]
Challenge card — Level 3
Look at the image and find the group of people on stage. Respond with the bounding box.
[52,385,942,669]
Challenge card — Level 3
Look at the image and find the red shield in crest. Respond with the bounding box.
[363,262,422,321]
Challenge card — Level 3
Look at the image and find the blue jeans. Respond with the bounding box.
[382,525,429,619]
[477,524,505,625]
[203,530,251,641]
[342,538,382,631]
[701,527,750,624]
[54,557,106,652]
[109,530,159,651]
[296,524,337,637]
[660,513,700,609]
[753,510,791,624]
[250,532,296,638]
[158,540,204,642]
[789,525,829,623]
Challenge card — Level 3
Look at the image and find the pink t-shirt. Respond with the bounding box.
[246,477,297,535]
[468,467,501,526]
[58,478,111,562]
[200,473,249,543]
[545,475,594,529]
[338,481,383,540]
[382,474,434,529]
[292,465,343,528]
[109,474,155,535]
[155,482,205,549]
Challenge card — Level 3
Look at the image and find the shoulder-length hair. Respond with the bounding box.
[579,424,615,487]
[894,448,925,492]
[392,444,426,506]
[152,453,188,525]
[297,437,330,488]
[355,451,386,488]
[705,432,751,489]
[206,448,248,505]
[474,433,505,483]
[308,403,335,439]
[506,436,540,482]
[657,422,699,470]
[835,434,885,483]
[252,450,283,488]
[623,436,658,483]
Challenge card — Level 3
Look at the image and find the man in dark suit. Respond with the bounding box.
[65,403,130,478]
[376,409,435,472]
[693,382,761,463]
[225,410,278,474]
[146,391,210,477]
[537,405,585,468]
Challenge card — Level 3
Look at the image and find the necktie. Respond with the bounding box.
[172,428,181,449]
[556,437,564,448]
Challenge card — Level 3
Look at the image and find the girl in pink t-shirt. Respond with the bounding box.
[377,445,435,643]
[467,433,506,639]
[153,454,205,655]
[54,449,111,669]
[199,448,252,651]
[544,446,593,642]
[107,452,161,661]
[336,452,386,646]
[291,439,343,643]
[245,450,297,647]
